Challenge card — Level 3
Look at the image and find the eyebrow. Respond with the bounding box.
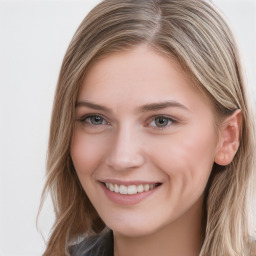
[76,101,112,113]
[139,101,189,112]
[75,100,189,113]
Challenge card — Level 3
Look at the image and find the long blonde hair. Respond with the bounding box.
[40,0,256,255]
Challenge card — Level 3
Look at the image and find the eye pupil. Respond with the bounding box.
[90,116,103,125]
[155,117,169,127]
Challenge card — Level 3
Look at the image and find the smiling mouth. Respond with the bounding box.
[104,182,161,195]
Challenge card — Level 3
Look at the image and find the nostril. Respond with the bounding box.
[105,153,145,171]
[104,132,146,170]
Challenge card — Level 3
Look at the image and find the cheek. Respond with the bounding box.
[150,123,217,188]
[70,129,107,178]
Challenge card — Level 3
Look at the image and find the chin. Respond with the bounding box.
[113,227,156,238]
[107,219,161,238]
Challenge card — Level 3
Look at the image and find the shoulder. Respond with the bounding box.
[69,229,113,256]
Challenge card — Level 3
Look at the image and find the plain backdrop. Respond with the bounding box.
[0,0,255,255]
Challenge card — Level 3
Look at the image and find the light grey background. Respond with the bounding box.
[0,0,255,255]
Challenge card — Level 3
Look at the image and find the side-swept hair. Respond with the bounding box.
[40,0,256,255]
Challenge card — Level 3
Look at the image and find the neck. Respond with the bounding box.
[113,197,204,256]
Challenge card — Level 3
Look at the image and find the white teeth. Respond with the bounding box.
[137,184,144,193]
[104,182,158,194]
[114,184,119,193]
[144,184,150,191]
[109,183,114,192]
[127,185,137,195]
[119,185,128,194]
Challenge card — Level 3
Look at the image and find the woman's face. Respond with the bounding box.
[71,45,219,237]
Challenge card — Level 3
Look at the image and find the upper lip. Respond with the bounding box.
[99,179,162,186]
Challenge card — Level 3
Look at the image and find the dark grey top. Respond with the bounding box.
[69,229,114,256]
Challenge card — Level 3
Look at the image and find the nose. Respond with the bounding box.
[105,125,145,171]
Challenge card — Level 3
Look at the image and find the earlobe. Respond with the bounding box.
[214,110,242,166]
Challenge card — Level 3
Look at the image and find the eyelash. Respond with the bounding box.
[148,115,177,129]
[78,115,110,127]
[77,114,177,129]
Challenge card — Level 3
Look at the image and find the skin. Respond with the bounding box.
[71,45,241,256]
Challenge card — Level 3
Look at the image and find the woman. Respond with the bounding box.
[40,0,256,255]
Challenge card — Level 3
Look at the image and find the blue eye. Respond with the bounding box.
[84,115,107,126]
[151,116,174,128]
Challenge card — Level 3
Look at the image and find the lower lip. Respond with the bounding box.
[100,183,161,205]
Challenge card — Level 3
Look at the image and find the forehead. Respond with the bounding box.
[78,45,212,113]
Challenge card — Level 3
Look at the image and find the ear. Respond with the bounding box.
[215,110,242,166]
